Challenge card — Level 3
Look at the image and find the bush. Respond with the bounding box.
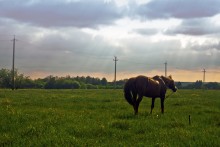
[55,79,80,89]
[86,84,98,89]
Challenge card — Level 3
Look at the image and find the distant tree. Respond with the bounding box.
[194,80,203,89]
[75,76,86,83]
[15,74,36,89]
[34,78,45,88]
[15,73,25,89]
[0,68,38,89]
[0,68,12,88]
[101,77,107,86]
[116,79,127,86]
[44,76,56,89]
[86,76,92,84]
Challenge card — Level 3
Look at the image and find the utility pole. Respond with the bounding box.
[202,68,206,83]
[164,61,167,77]
[12,35,17,90]
[113,56,118,89]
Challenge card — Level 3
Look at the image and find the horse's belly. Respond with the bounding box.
[144,89,160,98]
[145,93,160,98]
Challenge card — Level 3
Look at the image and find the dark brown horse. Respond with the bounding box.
[124,75,177,115]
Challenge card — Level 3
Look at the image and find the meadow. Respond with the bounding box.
[0,89,219,146]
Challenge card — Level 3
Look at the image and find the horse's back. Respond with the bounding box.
[135,75,161,98]
[135,76,149,87]
[135,75,149,96]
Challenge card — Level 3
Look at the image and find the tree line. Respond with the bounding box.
[0,68,122,89]
[0,68,219,89]
[176,80,220,90]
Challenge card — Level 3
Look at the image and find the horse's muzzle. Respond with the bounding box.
[172,87,178,92]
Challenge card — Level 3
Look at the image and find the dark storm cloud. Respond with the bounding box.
[136,0,220,19]
[1,0,220,29]
[165,19,220,36]
[0,0,123,28]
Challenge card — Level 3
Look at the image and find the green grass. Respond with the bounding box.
[0,89,219,146]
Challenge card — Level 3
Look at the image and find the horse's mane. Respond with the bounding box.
[161,75,173,85]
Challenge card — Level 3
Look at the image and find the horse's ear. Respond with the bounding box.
[168,75,172,79]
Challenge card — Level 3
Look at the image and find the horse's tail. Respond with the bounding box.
[124,79,135,106]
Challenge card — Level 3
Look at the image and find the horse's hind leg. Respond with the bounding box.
[134,95,143,115]
[160,97,165,114]
[150,97,155,114]
[133,103,138,115]
[132,92,138,115]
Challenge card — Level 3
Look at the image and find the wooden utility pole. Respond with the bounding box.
[113,56,118,89]
[164,61,167,77]
[202,68,206,83]
[12,35,16,90]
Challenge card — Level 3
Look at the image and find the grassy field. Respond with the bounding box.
[0,89,219,146]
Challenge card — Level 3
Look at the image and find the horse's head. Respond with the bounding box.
[161,75,177,92]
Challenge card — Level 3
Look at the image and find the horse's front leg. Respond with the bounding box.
[150,97,155,114]
[160,97,165,114]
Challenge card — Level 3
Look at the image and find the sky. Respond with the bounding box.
[0,0,220,82]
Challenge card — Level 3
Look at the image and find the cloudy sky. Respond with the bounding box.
[0,0,220,82]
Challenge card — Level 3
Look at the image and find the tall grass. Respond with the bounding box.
[0,89,219,146]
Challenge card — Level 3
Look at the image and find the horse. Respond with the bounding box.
[124,75,177,115]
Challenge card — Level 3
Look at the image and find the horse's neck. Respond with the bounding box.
[155,76,167,91]
[160,76,169,87]
[153,76,164,85]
